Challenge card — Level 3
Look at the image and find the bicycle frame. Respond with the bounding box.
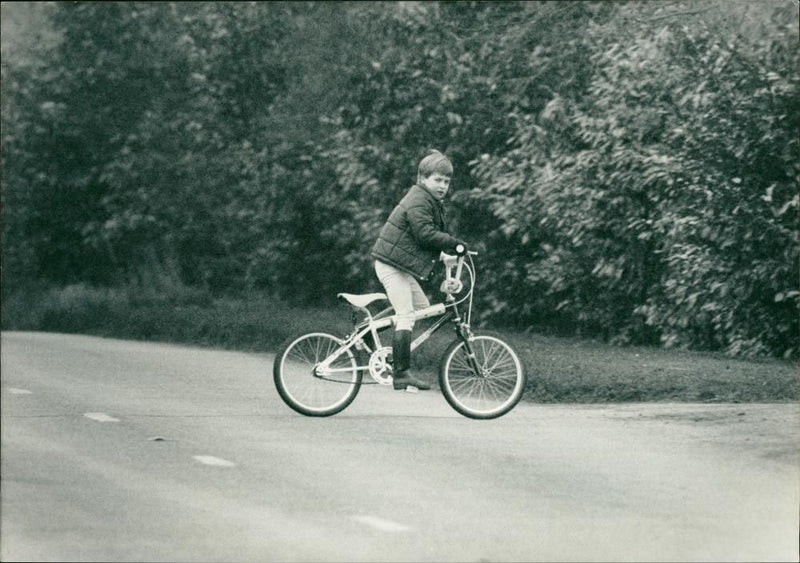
[315,253,480,383]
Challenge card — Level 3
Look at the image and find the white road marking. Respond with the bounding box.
[83,412,120,422]
[352,515,412,532]
[6,387,32,395]
[193,455,236,467]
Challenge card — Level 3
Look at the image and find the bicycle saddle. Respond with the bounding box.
[337,292,388,308]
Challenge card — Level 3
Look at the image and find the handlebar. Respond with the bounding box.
[437,249,478,323]
[439,250,477,297]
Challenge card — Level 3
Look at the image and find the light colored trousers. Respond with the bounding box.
[374,260,430,331]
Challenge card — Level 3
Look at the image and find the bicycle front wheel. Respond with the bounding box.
[439,333,526,419]
[273,332,362,417]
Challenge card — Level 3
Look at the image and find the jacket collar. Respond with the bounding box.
[411,184,446,224]
[413,183,445,205]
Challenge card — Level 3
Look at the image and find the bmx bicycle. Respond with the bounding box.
[272,247,526,419]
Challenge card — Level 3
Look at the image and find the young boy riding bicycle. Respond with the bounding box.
[371,150,469,391]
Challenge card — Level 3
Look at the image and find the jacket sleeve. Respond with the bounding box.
[406,201,459,251]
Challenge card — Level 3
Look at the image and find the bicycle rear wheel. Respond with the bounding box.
[273,332,362,417]
[439,333,525,419]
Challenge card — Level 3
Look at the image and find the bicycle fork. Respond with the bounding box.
[459,335,484,377]
[449,310,484,378]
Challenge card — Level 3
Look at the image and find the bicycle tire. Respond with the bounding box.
[273,331,362,417]
[439,333,526,419]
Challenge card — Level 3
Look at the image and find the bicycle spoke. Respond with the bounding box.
[450,374,481,394]
[288,342,313,365]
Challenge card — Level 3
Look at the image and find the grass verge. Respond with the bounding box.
[2,284,797,403]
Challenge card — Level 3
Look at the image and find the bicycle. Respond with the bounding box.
[272,247,526,419]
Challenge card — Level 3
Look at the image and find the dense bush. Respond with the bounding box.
[2,1,797,357]
[468,2,799,357]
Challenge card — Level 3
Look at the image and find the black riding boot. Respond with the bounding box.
[392,329,430,391]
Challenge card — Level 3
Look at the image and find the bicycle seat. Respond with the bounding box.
[337,292,388,308]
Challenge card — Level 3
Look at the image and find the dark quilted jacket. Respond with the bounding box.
[371,184,460,280]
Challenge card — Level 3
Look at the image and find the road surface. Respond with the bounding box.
[2,331,797,562]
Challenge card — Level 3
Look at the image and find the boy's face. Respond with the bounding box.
[419,173,451,201]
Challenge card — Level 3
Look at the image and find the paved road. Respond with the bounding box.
[1,331,797,562]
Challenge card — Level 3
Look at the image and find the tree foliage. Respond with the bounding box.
[2,1,797,357]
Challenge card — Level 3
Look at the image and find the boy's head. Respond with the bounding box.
[417,150,453,181]
[417,150,452,201]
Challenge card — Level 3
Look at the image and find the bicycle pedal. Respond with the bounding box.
[405,386,419,394]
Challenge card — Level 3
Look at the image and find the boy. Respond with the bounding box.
[371,150,468,390]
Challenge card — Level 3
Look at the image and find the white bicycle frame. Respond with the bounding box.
[315,252,477,381]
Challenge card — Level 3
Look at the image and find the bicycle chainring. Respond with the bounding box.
[368,346,394,385]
